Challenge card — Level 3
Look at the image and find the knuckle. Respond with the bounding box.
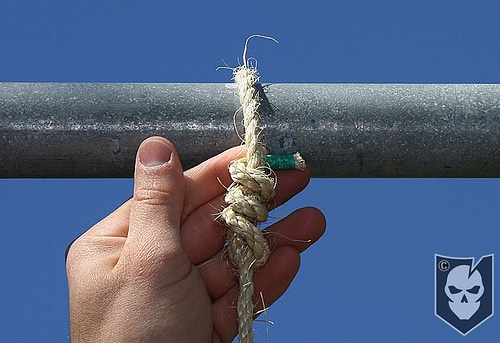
[135,187,174,206]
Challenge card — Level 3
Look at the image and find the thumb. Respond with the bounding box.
[126,137,186,264]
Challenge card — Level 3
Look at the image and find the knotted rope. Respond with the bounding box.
[221,35,277,343]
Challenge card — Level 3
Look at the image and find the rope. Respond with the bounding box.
[221,35,277,343]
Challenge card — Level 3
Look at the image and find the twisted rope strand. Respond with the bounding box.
[221,36,277,343]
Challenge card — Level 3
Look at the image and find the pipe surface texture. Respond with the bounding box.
[1,83,499,178]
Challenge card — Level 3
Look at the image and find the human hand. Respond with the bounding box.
[66,136,326,342]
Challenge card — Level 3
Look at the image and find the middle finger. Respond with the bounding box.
[181,168,311,265]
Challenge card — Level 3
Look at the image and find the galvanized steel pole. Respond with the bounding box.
[1,83,500,178]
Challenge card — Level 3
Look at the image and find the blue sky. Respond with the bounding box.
[1,1,500,342]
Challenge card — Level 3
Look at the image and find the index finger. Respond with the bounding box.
[182,146,311,221]
[182,146,244,221]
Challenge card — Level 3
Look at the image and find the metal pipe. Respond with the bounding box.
[1,83,500,178]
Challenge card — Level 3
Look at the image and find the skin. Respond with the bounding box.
[66,136,326,343]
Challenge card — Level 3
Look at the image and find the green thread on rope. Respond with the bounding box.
[266,154,298,170]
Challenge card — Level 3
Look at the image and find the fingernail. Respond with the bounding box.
[139,139,173,167]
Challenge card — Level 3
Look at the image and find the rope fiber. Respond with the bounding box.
[221,35,278,343]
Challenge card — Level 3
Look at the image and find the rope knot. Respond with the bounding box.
[223,156,275,269]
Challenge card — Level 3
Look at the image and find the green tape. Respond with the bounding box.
[266,154,297,170]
